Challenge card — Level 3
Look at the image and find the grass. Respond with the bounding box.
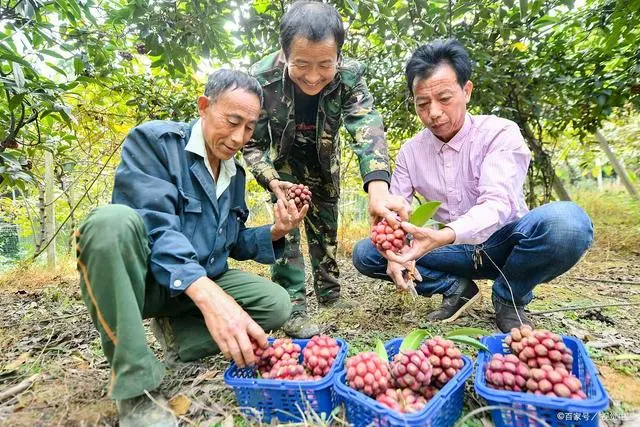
[0,186,639,425]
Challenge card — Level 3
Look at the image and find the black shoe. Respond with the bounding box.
[426,278,481,322]
[117,392,177,427]
[492,293,534,333]
[282,311,321,338]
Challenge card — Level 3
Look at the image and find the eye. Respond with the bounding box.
[441,97,451,103]
[228,119,240,126]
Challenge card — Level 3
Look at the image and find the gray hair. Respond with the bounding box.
[204,69,263,105]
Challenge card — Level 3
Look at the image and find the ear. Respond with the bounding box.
[197,96,210,119]
[463,80,474,104]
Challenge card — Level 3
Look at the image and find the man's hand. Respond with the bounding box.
[367,181,410,227]
[387,260,411,292]
[185,277,267,368]
[270,198,309,241]
[385,223,456,265]
[269,179,294,203]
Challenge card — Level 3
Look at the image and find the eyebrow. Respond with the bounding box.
[228,113,258,125]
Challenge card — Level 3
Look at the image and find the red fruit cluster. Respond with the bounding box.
[370,218,407,253]
[419,336,465,387]
[376,388,428,414]
[346,352,392,397]
[484,328,588,400]
[390,349,432,392]
[485,354,531,392]
[252,336,338,381]
[527,365,586,399]
[303,335,340,376]
[346,338,466,416]
[287,184,312,210]
[505,325,573,371]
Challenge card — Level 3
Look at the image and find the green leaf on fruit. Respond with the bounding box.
[447,335,490,352]
[375,338,389,362]
[445,327,491,338]
[399,329,429,352]
[409,201,442,227]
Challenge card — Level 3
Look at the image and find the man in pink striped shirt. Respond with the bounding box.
[352,40,593,332]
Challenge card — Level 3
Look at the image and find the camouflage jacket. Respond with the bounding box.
[243,51,390,192]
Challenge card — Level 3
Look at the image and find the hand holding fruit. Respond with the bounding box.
[384,222,456,265]
[367,181,410,227]
[271,198,309,240]
[268,179,295,202]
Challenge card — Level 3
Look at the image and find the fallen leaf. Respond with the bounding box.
[222,415,234,427]
[191,369,219,387]
[4,352,31,372]
[598,365,640,406]
[168,394,191,416]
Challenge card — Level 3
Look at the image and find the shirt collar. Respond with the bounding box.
[185,118,236,178]
[428,113,472,152]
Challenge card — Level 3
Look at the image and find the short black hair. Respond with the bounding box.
[280,0,345,58]
[405,39,472,95]
[204,69,263,106]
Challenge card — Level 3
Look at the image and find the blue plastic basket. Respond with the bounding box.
[223,337,348,423]
[475,334,609,427]
[333,338,473,427]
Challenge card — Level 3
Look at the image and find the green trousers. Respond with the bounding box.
[271,169,340,313]
[76,204,292,400]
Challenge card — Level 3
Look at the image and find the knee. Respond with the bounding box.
[261,285,293,332]
[539,202,593,255]
[80,205,146,251]
[351,238,381,275]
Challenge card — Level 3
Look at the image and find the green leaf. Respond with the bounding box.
[448,335,490,352]
[375,338,389,362]
[607,354,640,361]
[253,0,269,14]
[399,329,429,352]
[519,0,528,18]
[445,327,491,338]
[409,201,441,226]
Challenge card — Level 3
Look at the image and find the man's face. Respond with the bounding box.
[197,88,260,162]
[413,64,473,142]
[286,36,339,96]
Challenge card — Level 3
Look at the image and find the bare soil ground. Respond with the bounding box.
[1,190,640,426]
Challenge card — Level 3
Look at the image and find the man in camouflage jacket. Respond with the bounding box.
[243,1,407,337]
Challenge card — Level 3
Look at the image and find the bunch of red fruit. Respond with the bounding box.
[287,184,312,210]
[345,336,464,414]
[252,335,340,381]
[485,325,587,399]
[370,218,408,253]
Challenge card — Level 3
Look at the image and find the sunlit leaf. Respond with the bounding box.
[409,201,442,226]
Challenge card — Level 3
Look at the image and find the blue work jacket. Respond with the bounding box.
[112,120,283,295]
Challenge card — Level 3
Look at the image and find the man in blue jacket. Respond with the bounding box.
[76,70,307,426]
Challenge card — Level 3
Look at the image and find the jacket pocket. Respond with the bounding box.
[224,207,246,250]
[179,191,202,239]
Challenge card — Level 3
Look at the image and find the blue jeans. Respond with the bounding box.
[352,202,593,306]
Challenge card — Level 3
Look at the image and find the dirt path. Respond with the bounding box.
[1,245,639,426]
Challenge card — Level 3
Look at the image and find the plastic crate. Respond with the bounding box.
[474,334,609,427]
[223,337,348,423]
[333,338,473,427]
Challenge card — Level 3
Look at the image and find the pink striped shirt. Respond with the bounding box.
[391,114,531,245]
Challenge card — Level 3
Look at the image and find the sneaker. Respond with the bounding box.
[492,293,534,333]
[116,392,177,427]
[426,278,481,322]
[282,311,321,338]
[150,317,182,368]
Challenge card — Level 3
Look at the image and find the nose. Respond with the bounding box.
[306,68,322,85]
[429,103,442,120]
[230,126,244,146]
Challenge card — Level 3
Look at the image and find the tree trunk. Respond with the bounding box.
[44,151,56,268]
[520,122,572,202]
[35,186,46,253]
[596,130,639,199]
